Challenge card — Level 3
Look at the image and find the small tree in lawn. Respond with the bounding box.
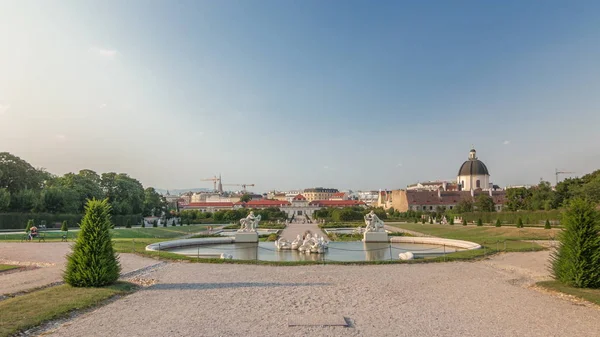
[413,217,418,223]
[462,219,467,226]
[477,218,483,226]
[449,217,454,225]
[25,219,34,232]
[162,219,167,227]
[64,199,120,287]
[429,217,433,224]
[495,219,501,227]
[61,220,68,232]
[544,219,551,229]
[551,198,600,288]
[421,217,426,224]
[152,220,158,227]
[141,219,145,228]
[517,218,524,228]
[186,218,191,226]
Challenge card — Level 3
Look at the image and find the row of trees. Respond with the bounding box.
[0,152,166,217]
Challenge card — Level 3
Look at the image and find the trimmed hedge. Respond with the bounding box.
[0,213,142,230]
[459,210,561,226]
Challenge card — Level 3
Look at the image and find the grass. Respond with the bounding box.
[0,282,137,337]
[0,264,19,272]
[388,222,561,242]
[537,281,600,306]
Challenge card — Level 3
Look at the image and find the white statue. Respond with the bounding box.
[364,210,385,232]
[279,232,328,254]
[238,211,261,232]
[275,237,293,250]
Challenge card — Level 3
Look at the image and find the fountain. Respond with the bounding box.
[362,210,389,242]
[275,232,329,254]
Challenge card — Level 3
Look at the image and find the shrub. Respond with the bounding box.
[544,219,551,229]
[186,218,191,226]
[64,199,120,287]
[413,218,418,223]
[525,217,530,225]
[141,220,145,228]
[267,233,278,242]
[152,220,157,227]
[462,219,467,226]
[25,219,34,232]
[162,220,167,227]
[125,220,132,228]
[495,219,501,227]
[477,218,483,226]
[421,217,425,224]
[60,220,68,231]
[517,218,524,228]
[551,199,600,288]
[429,217,433,224]
[449,218,454,225]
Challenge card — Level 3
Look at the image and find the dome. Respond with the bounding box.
[458,160,489,176]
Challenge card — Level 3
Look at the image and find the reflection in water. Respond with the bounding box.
[166,241,465,262]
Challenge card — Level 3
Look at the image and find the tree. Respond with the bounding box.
[53,170,104,212]
[449,217,454,225]
[61,220,68,231]
[0,152,48,193]
[143,187,166,217]
[505,187,532,211]
[141,219,145,228]
[495,219,501,227]
[517,218,524,228]
[477,218,483,226]
[0,188,10,211]
[429,217,433,224]
[25,219,34,232]
[101,173,144,215]
[551,199,600,288]
[474,194,495,212]
[152,220,158,227]
[462,219,467,226]
[9,189,39,212]
[421,217,426,224]
[545,219,551,229]
[64,199,120,287]
[239,194,252,203]
[455,199,473,213]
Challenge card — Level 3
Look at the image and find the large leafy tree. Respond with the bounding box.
[474,194,495,212]
[455,198,473,213]
[505,187,532,211]
[0,188,10,211]
[0,152,49,193]
[9,189,40,212]
[551,198,600,288]
[143,187,166,217]
[52,170,104,212]
[101,173,144,215]
[64,199,120,287]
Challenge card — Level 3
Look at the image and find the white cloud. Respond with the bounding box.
[503,140,510,145]
[99,103,107,109]
[89,46,118,59]
[56,134,67,141]
[0,103,9,115]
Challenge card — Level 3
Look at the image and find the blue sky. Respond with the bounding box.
[1,1,600,192]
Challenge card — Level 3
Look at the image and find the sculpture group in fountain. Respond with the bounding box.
[238,211,261,232]
[275,231,329,254]
[364,210,385,232]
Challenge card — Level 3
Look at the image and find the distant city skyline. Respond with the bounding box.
[2,1,599,192]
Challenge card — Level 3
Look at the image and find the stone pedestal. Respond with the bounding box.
[235,232,259,243]
[363,232,389,243]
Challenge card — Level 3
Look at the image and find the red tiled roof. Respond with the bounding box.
[309,200,366,207]
[293,194,307,200]
[244,200,291,207]
[331,192,346,198]
[183,202,234,207]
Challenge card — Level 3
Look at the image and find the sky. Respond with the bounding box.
[1,1,600,193]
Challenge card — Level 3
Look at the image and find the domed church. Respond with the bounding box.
[457,148,490,191]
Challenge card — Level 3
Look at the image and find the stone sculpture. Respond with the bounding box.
[274,232,328,254]
[238,211,261,232]
[398,251,414,260]
[364,210,385,232]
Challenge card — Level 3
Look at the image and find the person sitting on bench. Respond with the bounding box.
[29,226,38,240]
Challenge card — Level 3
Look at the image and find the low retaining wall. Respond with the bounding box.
[146,237,234,252]
[389,236,481,250]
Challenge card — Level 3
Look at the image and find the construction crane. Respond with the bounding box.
[223,183,255,193]
[555,169,575,186]
[201,174,222,193]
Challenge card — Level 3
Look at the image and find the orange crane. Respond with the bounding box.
[201,175,222,192]
[555,169,575,186]
[223,183,255,193]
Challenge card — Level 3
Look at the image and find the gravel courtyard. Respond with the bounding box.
[43,251,600,337]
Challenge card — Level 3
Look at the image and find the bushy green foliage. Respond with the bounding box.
[517,218,524,228]
[477,218,483,226]
[152,220,157,227]
[64,199,120,287]
[495,219,502,227]
[413,218,418,223]
[60,220,68,231]
[266,233,278,241]
[462,219,467,226]
[551,199,600,288]
[141,220,145,228]
[25,219,34,232]
[125,220,132,228]
[429,217,433,224]
[544,219,551,229]
[162,220,167,227]
[421,217,426,224]
[449,217,454,225]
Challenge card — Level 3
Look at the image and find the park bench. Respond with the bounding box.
[37,233,46,242]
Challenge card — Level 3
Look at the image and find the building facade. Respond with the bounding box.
[457,148,490,191]
[302,187,340,202]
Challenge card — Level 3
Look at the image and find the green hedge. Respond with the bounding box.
[0,213,142,230]
[459,210,561,225]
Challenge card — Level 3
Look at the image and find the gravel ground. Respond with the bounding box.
[46,251,600,337]
[0,242,159,295]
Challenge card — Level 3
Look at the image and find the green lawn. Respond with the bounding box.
[537,281,600,306]
[0,264,19,272]
[0,282,137,337]
[389,222,561,242]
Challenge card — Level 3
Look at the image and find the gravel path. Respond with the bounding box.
[280,222,327,241]
[0,242,159,295]
[46,251,600,337]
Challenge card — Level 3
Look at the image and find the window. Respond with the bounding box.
[297,210,303,215]
[476,180,481,188]
[450,206,453,209]
[429,206,433,210]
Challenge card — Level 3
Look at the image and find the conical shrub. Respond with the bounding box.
[449,218,454,225]
[551,198,600,288]
[25,219,34,232]
[495,219,501,227]
[544,219,551,229]
[64,199,120,287]
[477,219,483,226]
[462,219,467,226]
[517,218,524,228]
[60,220,68,232]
